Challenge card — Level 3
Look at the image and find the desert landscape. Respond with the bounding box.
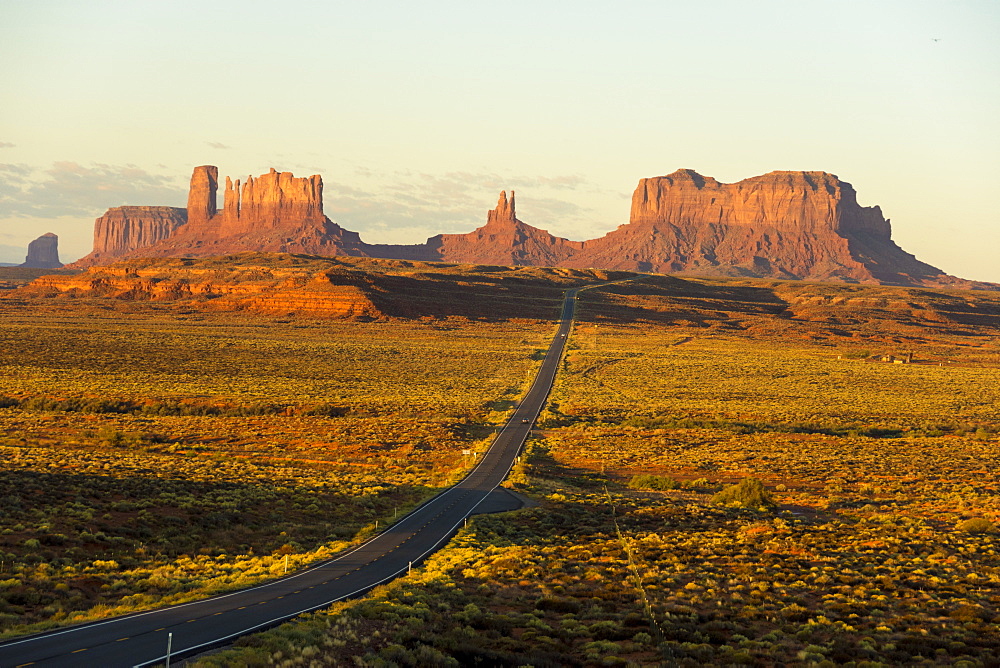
[1,247,998,664]
[3,3,999,662]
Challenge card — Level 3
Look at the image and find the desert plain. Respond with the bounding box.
[0,257,998,666]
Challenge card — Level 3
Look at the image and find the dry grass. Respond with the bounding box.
[193,276,1000,666]
[0,303,552,635]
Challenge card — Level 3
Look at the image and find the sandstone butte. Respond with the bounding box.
[69,165,991,289]
[19,232,63,269]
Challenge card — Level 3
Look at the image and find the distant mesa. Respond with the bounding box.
[71,166,364,268]
[20,232,63,269]
[69,165,990,289]
[83,206,188,267]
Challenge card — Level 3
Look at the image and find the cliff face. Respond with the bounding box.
[20,233,63,269]
[223,168,325,231]
[563,170,949,285]
[72,206,188,267]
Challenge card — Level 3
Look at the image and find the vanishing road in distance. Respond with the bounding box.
[0,283,605,668]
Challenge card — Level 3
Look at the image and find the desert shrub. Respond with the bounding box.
[627,474,679,491]
[710,478,776,510]
[535,596,581,613]
[303,403,349,417]
[956,518,996,534]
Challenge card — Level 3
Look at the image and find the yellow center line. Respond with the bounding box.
[16,663,35,667]
[187,619,197,623]
[72,648,88,654]
[155,627,166,631]
[116,637,130,642]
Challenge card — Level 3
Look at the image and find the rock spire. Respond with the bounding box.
[487,190,516,227]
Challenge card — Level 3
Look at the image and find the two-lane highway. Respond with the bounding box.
[0,285,597,668]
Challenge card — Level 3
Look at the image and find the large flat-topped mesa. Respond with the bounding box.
[564,169,945,284]
[627,169,889,236]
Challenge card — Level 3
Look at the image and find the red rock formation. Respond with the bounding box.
[83,167,365,264]
[70,207,187,268]
[20,232,63,269]
[425,190,583,266]
[228,168,325,229]
[186,165,218,225]
[488,190,517,227]
[564,169,951,285]
[70,164,985,289]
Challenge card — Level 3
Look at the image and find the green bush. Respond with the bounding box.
[710,478,776,510]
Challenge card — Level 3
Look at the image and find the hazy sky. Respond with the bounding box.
[1,1,997,281]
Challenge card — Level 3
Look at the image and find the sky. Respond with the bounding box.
[1,0,997,282]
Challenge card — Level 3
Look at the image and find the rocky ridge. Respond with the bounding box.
[24,254,621,320]
[70,165,988,289]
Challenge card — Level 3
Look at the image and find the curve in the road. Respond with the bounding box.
[0,283,608,668]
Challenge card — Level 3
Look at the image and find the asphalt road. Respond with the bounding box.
[0,286,588,668]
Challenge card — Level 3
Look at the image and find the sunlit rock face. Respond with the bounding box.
[71,207,188,268]
[561,169,952,286]
[74,166,365,266]
[68,165,979,289]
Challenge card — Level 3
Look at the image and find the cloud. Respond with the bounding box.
[0,162,186,218]
[0,142,15,149]
[207,142,230,149]
[325,167,597,244]
[0,243,25,263]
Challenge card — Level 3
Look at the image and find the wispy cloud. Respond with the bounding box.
[0,162,186,218]
[0,142,15,149]
[326,167,597,244]
[207,142,230,149]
